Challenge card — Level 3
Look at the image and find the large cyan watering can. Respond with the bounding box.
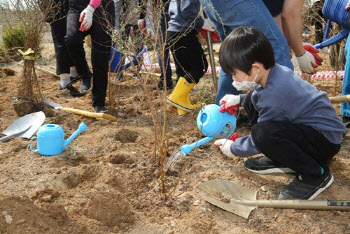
[180,104,237,155]
[30,122,88,156]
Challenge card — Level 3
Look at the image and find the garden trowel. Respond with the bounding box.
[1,111,45,142]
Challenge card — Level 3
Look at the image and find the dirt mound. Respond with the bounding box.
[0,196,81,233]
[87,192,135,229]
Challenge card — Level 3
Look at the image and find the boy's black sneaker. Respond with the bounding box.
[342,116,350,128]
[58,84,85,97]
[80,73,92,92]
[94,106,108,113]
[244,156,295,174]
[278,169,334,200]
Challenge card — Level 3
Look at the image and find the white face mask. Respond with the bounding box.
[232,74,258,91]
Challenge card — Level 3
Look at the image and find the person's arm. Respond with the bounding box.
[282,0,318,74]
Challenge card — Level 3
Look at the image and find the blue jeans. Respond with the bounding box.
[157,16,173,87]
[200,0,293,104]
[341,34,350,117]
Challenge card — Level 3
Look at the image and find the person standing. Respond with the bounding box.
[166,0,208,115]
[43,0,83,97]
[66,0,115,112]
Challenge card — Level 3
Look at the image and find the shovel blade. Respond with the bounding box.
[2,111,45,139]
[197,179,257,219]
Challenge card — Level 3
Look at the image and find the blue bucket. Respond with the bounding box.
[109,45,147,73]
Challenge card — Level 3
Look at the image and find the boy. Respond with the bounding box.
[214,27,346,200]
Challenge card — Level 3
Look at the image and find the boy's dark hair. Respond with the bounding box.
[219,26,275,74]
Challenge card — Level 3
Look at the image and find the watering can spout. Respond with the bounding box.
[63,122,88,148]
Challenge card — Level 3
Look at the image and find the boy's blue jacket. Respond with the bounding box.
[168,0,204,32]
[232,64,346,157]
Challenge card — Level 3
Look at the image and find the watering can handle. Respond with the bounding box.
[30,136,38,153]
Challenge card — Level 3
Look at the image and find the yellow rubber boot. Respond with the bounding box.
[177,108,189,116]
[167,77,198,111]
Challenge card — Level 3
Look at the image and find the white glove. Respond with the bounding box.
[79,5,95,32]
[202,18,215,32]
[213,139,235,158]
[138,19,145,30]
[296,50,316,74]
[220,94,240,107]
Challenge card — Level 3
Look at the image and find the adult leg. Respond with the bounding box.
[90,6,114,109]
[341,34,350,126]
[157,15,173,89]
[66,8,91,78]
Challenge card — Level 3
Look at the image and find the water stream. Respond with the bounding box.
[164,147,185,171]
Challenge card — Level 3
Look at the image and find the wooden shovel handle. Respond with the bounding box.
[62,108,117,121]
[232,199,350,210]
[329,94,350,103]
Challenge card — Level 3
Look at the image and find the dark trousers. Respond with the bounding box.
[66,4,114,107]
[50,16,73,75]
[157,15,172,85]
[244,92,341,178]
[167,30,208,84]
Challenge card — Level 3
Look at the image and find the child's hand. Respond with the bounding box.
[219,95,240,116]
[213,139,235,158]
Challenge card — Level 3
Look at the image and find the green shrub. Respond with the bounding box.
[2,24,25,51]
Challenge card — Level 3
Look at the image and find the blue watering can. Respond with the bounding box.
[180,104,237,155]
[30,122,88,156]
[315,0,350,49]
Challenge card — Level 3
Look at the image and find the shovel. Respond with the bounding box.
[43,97,117,122]
[1,111,46,142]
[197,179,350,219]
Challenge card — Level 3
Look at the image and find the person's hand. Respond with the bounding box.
[219,94,240,116]
[303,43,323,66]
[79,5,95,32]
[213,139,235,158]
[346,1,350,11]
[296,50,317,74]
[138,19,146,34]
[202,18,215,32]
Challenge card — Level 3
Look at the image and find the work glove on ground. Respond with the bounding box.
[79,5,95,32]
[213,139,235,158]
[219,94,240,116]
[202,18,215,32]
[303,43,323,66]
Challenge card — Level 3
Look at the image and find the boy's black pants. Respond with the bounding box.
[66,2,114,107]
[167,30,208,84]
[243,91,341,178]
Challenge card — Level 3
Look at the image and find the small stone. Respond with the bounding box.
[193,200,200,206]
[0,150,3,154]
[261,186,268,191]
[5,215,13,224]
[170,220,176,227]
[16,219,26,224]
